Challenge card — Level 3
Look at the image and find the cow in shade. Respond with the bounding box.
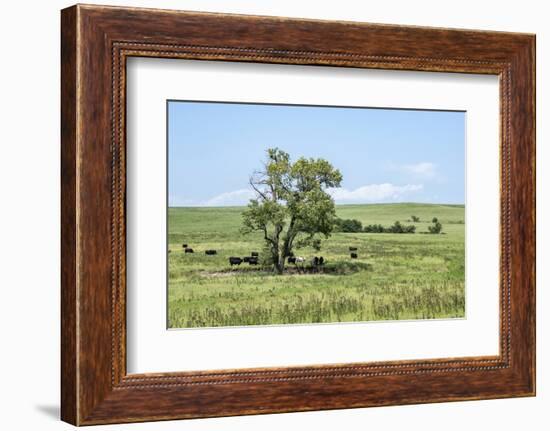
[229,257,243,266]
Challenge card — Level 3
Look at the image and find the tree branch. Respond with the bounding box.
[249,174,269,201]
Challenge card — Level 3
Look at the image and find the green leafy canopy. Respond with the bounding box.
[241,148,342,273]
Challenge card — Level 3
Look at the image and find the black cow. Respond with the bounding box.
[182,243,188,248]
[319,256,324,265]
[350,253,358,259]
[349,247,358,251]
[185,248,194,253]
[243,256,251,263]
[287,257,297,264]
[248,257,259,265]
[229,257,243,266]
[313,256,319,266]
[251,252,259,257]
[205,250,217,255]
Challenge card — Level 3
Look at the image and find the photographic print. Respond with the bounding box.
[167,101,465,329]
[61,7,536,422]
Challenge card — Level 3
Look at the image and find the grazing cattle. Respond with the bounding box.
[184,248,194,253]
[251,252,259,257]
[287,257,297,264]
[319,256,324,265]
[248,257,259,265]
[182,244,188,248]
[243,256,251,263]
[293,256,306,272]
[229,257,243,266]
[350,253,358,259]
[349,247,358,251]
[205,250,217,255]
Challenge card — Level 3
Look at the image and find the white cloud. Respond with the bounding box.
[172,182,423,207]
[401,162,437,178]
[328,183,423,204]
[168,195,197,207]
[203,189,255,207]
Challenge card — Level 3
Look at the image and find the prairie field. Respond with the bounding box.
[168,203,465,328]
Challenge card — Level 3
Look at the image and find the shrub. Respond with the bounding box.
[364,224,385,233]
[403,224,417,233]
[386,221,416,234]
[411,215,420,222]
[364,221,415,234]
[427,217,443,234]
[334,217,363,233]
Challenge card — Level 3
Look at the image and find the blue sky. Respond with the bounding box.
[168,101,465,207]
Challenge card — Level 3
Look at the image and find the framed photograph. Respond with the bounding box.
[61,4,535,425]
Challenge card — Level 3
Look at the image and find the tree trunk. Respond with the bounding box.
[270,224,286,274]
[275,254,285,274]
[272,248,285,274]
[270,245,284,274]
[274,260,284,274]
[276,227,295,275]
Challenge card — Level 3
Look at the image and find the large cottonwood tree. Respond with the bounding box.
[241,148,342,274]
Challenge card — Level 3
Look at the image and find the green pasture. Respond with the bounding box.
[168,203,465,328]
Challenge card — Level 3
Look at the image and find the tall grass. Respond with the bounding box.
[168,203,465,328]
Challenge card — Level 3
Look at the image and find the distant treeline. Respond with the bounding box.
[334,216,444,234]
[364,221,416,234]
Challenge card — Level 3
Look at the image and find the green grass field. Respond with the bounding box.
[168,203,465,328]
